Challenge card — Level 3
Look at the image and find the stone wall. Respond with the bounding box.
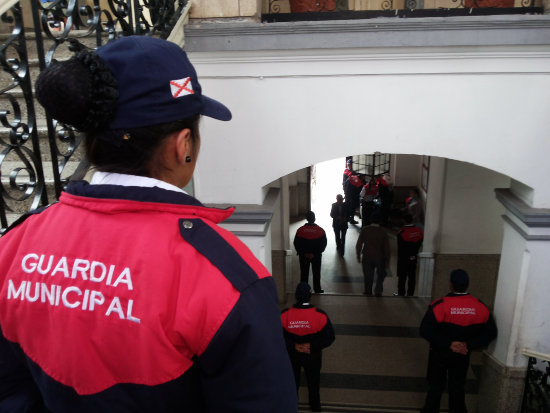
[272,249,292,304]
[432,254,500,308]
[190,0,261,19]
[477,351,527,413]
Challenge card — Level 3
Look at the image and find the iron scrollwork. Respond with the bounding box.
[0,0,188,233]
[0,3,47,231]
[381,0,394,10]
[521,356,550,413]
[268,0,282,13]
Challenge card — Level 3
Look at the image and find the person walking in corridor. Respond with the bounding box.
[281,282,335,412]
[355,213,390,296]
[0,36,296,412]
[360,176,378,227]
[344,172,363,224]
[395,214,424,296]
[330,194,348,256]
[419,269,497,413]
[294,211,328,293]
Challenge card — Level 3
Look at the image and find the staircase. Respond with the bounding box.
[0,0,189,232]
[0,29,95,229]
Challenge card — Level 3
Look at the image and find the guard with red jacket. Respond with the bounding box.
[294,211,328,293]
[0,36,297,413]
[360,177,378,227]
[344,173,363,224]
[420,270,497,413]
[342,158,353,188]
[395,214,424,296]
[281,283,335,412]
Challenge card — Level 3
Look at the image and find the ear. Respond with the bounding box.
[174,128,192,164]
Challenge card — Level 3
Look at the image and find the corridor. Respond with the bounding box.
[285,224,482,412]
[284,159,482,412]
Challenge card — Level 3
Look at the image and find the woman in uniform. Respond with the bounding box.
[0,36,296,413]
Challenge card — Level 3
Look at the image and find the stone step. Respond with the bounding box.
[298,402,432,412]
[0,88,49,124]
[0,30,104,136]
[0,30,106,60]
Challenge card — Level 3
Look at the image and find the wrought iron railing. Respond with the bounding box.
[0,0,188,233]
[263,0,543,21]
[521,349,550,413]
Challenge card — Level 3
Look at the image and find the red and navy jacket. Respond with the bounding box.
[293,224,327,256]
[361,182,378,202]
[397,224,424,259]
[420,293,497,353]
[342,168,353,186]
[281,304,335,356]
[0,181,297,413]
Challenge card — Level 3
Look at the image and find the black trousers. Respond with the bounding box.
[333,226,347,253]
[345,195,359,220]
[397,256,417,296]
[421,349,470,413]
[361,258,386,295]
[361,201,376,227]
[290,352,322,411]
[299,254,322,292]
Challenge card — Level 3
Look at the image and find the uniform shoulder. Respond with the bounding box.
[178,217,269,292]
[430,297,445,308]
[472,296,491,309]
[2,203,56,236]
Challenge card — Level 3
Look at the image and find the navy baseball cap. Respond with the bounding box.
[96,36,231,130]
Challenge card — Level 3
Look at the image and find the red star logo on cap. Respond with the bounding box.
[170,77,194,98]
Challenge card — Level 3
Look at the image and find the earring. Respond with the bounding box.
[185,156,192,163]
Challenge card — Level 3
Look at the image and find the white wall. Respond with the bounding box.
[439,160,510,254]
[492,211,550,367]
[191,46,550,207]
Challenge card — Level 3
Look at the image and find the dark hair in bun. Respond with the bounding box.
[36,49,201,177]
[35,50,118,133]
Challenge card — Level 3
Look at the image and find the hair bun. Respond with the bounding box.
[35,50,118,132]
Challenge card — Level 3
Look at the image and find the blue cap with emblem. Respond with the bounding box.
[96,36,231,130]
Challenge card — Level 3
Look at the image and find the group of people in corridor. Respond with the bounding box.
[290,160,496,412]
[295,202,423,297]
[286,254,497,412]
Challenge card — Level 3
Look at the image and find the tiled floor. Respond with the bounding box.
[284,160,482,412]
[285,218,481,412]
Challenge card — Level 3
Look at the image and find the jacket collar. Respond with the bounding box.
[62,180,234,224]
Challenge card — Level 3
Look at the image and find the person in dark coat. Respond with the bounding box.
[420,269,497,413]
[376,175,393,227]
[281,283,335,412]
[360,176,378,227]
[395,214,424,296]
[355,212,390,296]
[294,211,328,293]
[330,194,348,256]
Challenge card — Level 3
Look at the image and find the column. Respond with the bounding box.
[477,188,550,413]
[417,157,446,297]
